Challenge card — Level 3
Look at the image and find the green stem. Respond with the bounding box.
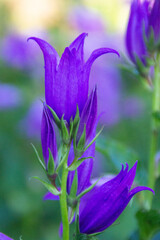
[60,147,70,240]
[148,55,160,207]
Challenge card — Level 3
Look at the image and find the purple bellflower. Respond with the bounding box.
[149,0,160,41]
[29,33,119,178]
[0,233,13,240]
[79,161,154,234]
[28,33,119,123]
[126,0,149,64]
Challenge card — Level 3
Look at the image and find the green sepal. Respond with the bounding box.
[145,26,155,53]
[68,157,93,171]
[77,177,101,200]
[69,170,78,199]
[135,55,149,78]
[56,149,68,173]
[74,233,98,240]
[84,127,104,152]
[32,176,60,195]
[61,115,70,145]
[76,125,86,153]
[47,149,55,176]
[73,106,80,130]
[47,105,61,128]
[31,143,46,171]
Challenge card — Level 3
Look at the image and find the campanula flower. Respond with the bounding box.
[0,233,13,240]
[126,0,149,64]
[29,33,119,123]
[149,0,160,41]
[79,161,154,234]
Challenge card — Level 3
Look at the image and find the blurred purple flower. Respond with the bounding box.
[19,99,43,139]
[149,0,160,41]
[29,33,119,123]
[0,233,13,240]
[126,0,149,64]
[0,83,22,109]
[0,33,40,70]
[79,162,154,234]
[123,96,145,118]
[69,6,105,33]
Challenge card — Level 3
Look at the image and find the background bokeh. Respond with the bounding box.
[0,0,159,239]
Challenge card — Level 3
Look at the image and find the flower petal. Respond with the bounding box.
[83,48,119,102]
[69,32,88,61]
[41,103,57,166]
[28,37,59,107]
[0,233,13,240]
[43,191,60,201]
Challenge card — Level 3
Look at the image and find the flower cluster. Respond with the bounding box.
[126,0,160,64]
[28,33,153,239]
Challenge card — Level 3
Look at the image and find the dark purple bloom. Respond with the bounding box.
[149,0,160,41]
[0,83,22,109]
[29,33,119,123]
[126,0,149,63]
[41,103,57,167]
[79,161,154,234]
[0,233,13,240]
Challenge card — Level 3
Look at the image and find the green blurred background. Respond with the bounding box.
[0,0,159,239]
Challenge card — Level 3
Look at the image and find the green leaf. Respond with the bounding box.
[152,111,160,122]
[68,157,93,171]
[84,127,104,152]
[77,177,101,200]
[47,149,55,176]
[32,176,60,196]
[70,170,78,198]
[31,143,46,171]
[136,209,160,240]
[47,104,61,128]
[96,136,138,172]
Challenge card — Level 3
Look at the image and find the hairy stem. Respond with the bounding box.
[148,55,160,207]
[60,147,70,240]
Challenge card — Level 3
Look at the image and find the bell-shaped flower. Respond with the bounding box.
[41,103,57,168]
[126,0,149,64]
[28,33,119,123]
[79,161,154,234]
[0,233,13,240]
[149,0,160,41]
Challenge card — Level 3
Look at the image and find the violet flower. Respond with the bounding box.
[0,83,22,109]
[29,33,119,123]
[149,0,160,41]
[126,0,149,64]
[0,233,13,240]
[79,162,154,234]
